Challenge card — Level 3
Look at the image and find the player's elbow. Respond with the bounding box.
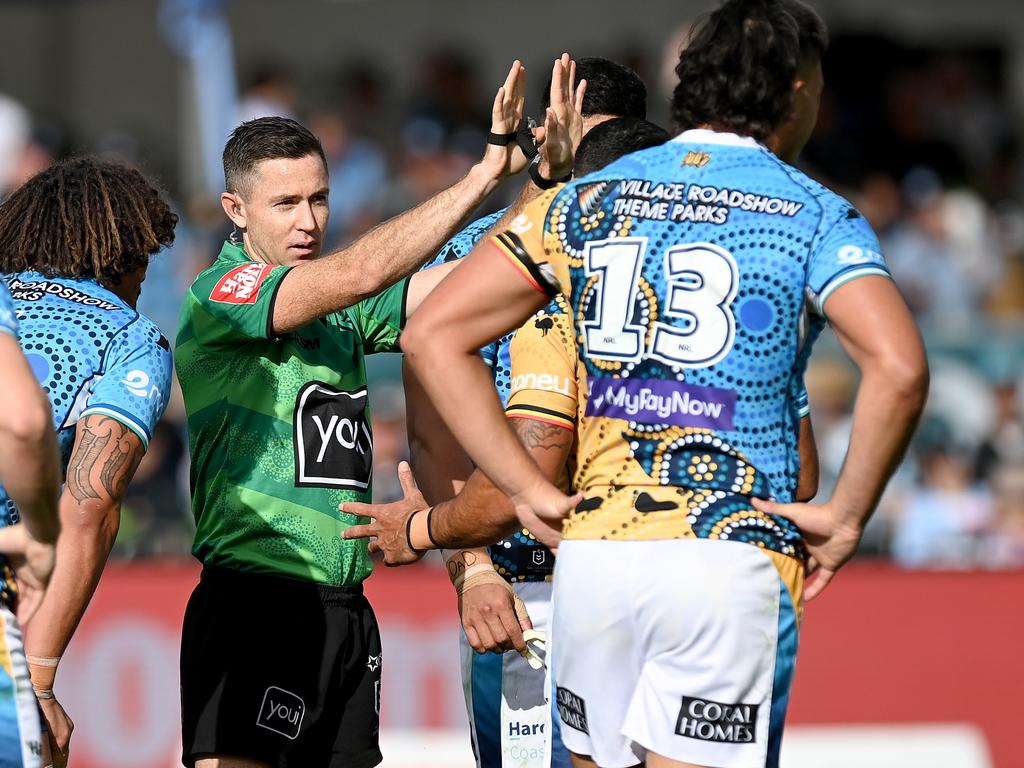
[400,315,437,369]
[878,347,930,415]
[62,497,121,550]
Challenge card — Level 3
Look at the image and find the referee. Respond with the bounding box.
[176,63,526,768]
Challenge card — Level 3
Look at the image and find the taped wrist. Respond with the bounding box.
[27,654,59,699]
[457,565,529,624]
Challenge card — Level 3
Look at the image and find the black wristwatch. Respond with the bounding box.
[528,156,572,190]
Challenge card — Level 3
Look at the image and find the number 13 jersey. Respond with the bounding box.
[491,129,890,564]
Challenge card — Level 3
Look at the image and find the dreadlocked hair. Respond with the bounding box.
[0,156,177,285]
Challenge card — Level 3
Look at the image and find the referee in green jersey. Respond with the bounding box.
[176,62,526,768]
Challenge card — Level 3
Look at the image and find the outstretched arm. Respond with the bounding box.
[431,418,574,548]
[271,62,527,334]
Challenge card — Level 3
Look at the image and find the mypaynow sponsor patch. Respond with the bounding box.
[586,377,736,431]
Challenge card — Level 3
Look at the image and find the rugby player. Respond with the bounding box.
[175,63,528,768]
[397,58,646,768]
[399,1,929,767]
[0,281,60,768]
[0,157,178,768]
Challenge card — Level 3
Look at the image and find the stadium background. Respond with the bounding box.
[1,0,1022,765]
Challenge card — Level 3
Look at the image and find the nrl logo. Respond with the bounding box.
[682,151,711,168]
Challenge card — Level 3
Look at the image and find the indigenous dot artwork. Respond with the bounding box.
[504,135,890,563]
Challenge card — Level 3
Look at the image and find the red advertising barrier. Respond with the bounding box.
[53,561,1021,767]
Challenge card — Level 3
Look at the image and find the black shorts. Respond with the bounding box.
[180,565,383,768]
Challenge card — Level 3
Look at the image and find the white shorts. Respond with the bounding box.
[551,539,800,768]
[460,581,571,768]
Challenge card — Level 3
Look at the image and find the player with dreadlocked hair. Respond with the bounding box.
[0,156,177,292]
[0,156,177,768]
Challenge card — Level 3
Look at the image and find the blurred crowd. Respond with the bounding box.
[1,31,1021,569]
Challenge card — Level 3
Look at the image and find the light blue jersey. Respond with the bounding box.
[1,272,173,528]
[498,128,888,556]
[0,285,16,339]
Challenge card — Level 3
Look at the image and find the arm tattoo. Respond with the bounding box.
[66,417,144,504]
[65,429,104,502]
[511,418,572,452]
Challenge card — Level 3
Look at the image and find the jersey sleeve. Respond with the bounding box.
[504,299,577,431]
[352,277,409,355]
[489,188,569,298]
[0,284,18,338]
[188,261,292,343]
[806,206,891,317]
[80,319,173,450]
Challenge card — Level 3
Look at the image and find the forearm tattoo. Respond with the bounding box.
[66,417,143,504]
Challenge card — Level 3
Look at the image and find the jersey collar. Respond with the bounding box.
[672,129,766,150]
[217,240,252,265]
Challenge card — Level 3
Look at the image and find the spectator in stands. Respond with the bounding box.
[892,420,994,567]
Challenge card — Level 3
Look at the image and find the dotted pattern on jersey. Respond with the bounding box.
[531,137,886,559]
[0,273,171,524]
[425,210,555,581]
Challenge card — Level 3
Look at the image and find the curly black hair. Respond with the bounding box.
[671,0,828,140]
[542,57,647,120]
[0,157,177,285]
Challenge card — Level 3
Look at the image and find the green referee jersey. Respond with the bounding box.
[175,241,409,586]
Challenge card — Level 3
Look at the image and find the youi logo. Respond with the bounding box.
[256,686,305,740]
[586,377,736,431]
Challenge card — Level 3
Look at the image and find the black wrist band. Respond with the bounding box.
[425,506,443,549]
[528,157,572,190]
[487,130,516,146]
[405,511,426,554]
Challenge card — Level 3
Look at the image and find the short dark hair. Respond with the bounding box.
[542,57,647,119]
[0,157,176,285]
[574,118,670,176]
[671,0,828,140]
[223,116,327,194]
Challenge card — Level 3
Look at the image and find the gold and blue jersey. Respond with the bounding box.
[492,129,890,578]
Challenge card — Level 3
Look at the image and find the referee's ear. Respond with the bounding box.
[220,191,247,230]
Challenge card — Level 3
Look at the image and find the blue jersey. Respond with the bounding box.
[0,284,16,339]
[494,129,890,562]
[424,209,555,581]
[0,273,173,527]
